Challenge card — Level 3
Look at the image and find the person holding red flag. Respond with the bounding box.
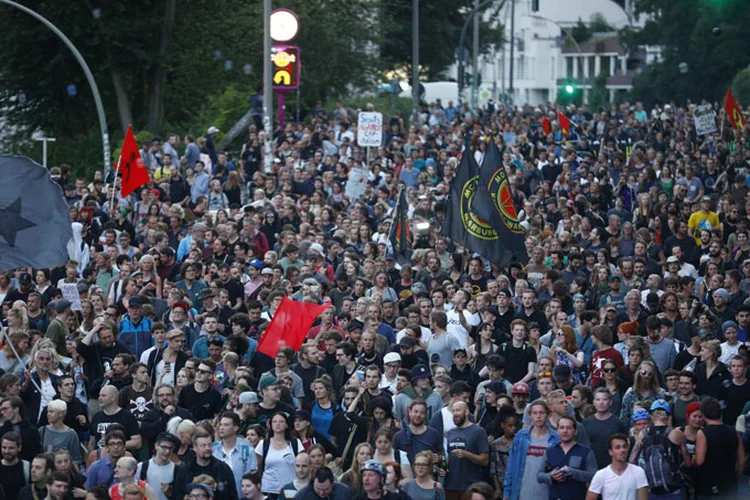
[117,125,150,198]
[725,88,746,130]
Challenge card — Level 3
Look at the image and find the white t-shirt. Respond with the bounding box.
[255,439,304,494]
[136,459,175,500]
[38,376,56,420]
[588,463,648,500]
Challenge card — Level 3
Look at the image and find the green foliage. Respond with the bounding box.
[627,0,750,106]
[731,67,750,106]
[379,0,504,80]
[588,74,610,112]
[571,20,591,44]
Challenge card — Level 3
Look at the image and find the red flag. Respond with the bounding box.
[257,297,329,358]
[725,89,746,130]
[558,111,572,137]
[119,125,150,197]
[542,117,551,135]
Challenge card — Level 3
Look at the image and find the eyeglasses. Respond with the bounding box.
[537,371,552,378]
[603,367,617,373]
[189,494,208,500]
[639,370,654,377]
[197,369,212,374]
[414,463,430,467]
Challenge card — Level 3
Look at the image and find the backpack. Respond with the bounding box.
[641,427,678,493]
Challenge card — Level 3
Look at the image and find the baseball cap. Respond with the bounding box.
[172,301,189,312]
[608,274,621,282]
[249,259,263,269]
[701,195,712,201]
[485,381,505,394]
[667,255,679,263]
[128,296,143,307]
[453,347,468,357]
[155,432,181,448]
[383,352,401,365]
[498,288,513,298]
[632,408,651,423]
[294,409,312,421]
[261,268,274,275]
[553,364,572,379]
[385,253,396,261]
[238,392,259,405]
[199,288,216,300]
[18,273,32,285]
[650,399,671,414]
[187,484,214,497]
[411,364,431,381]
[207,126,219,135]
[259,376,280,391]
[54,299,72,313]
[512,381,530,395]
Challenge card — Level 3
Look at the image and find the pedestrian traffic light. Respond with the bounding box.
[465,73,473,86]
[565,84,575,94]
[270,45,301,91]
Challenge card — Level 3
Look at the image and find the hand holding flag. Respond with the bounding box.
[118,125,150,197]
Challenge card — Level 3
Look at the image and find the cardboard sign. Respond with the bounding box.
[693,104,717,136]
[357,112,383,147]
[345,168,370,199]
[60,283,82,311]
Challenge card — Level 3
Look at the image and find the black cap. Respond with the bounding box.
[411,364,431,380]
[156,432,181,448]
[294,409,312,421]
[553,364,571,379]
[128,296,143,307]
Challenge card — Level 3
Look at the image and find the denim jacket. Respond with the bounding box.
[503,426,560,500]
[212,436,258,496]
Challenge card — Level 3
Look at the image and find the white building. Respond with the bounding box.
[446,0,646,107]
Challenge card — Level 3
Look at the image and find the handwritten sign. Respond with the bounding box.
[693,104,717,136]
[357,112,383,147]
[345,168,370,200]
[60,283,82,311]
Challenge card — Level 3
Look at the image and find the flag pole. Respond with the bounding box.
[109,155,122,216]
[387,185,404,254]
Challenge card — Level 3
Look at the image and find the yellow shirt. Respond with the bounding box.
[687,210,720,243]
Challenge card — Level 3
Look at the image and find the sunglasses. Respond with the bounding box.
[537,371,552,378]
[639,370,654,377]
[197,368,212,374]
[603,367,617,373]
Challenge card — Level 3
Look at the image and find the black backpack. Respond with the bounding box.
[641,427,678,494]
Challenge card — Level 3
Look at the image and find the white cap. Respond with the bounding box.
[208,126,219,135]
[383,352,402,364]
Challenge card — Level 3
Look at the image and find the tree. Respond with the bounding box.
[379,0,503,80]
[731,67,750,106]
[625,0,750,106]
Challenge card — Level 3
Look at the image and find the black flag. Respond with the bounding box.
[440,147,510,267]
[471,137,529,266]
[388,187,412,257]
[0,155,73,272]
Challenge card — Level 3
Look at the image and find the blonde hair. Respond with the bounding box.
[345,442,373,491]
[47,399,68,413]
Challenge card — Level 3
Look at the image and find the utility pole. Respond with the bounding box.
[472,0,479,109]
[262,0,273,173]
[34,136,56,169]
[508,0,515,104]
[412,0,419,126]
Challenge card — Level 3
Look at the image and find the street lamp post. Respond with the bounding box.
[0,0,110,173]
[412,0,419,126]
[263,0,273,173]
[457,0,506,109]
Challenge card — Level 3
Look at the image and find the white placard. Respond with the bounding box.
[60,283,82,311]
[345,167,370,200]
[357,112,383,147]
[693,104,717,136]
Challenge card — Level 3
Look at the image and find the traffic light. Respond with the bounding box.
[565,84,575,94]
[532,0,540,13]
[465,73,473,86]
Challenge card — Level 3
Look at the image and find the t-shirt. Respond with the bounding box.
[119,385,153,423]
[254,439,303,494]
[582,414,627,468]
[427,332,461,368]
[498,342,536,383]
[0,460,28,499]
[177,385,223,422]
[519,435,549,500]
[444,424,489,490]
[588,463,648,500]
[90,409,140,449]
[720,378,750,425]
[40,426,82,463]
[136,459,175,500]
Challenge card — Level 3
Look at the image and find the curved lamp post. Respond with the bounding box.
[0,0,111,173]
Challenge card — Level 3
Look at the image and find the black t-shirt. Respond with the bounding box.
[90,408,140,448]
[498,342,536,383]
[119,385,154,423]
[177,385,223,422]
[719,378,750,425]
[0,460,27,499]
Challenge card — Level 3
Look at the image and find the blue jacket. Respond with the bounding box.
[212,436,258,496]
[118,315,153,358]
[503,427,560,500]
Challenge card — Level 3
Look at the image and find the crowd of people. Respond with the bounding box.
[1,96,750,500]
